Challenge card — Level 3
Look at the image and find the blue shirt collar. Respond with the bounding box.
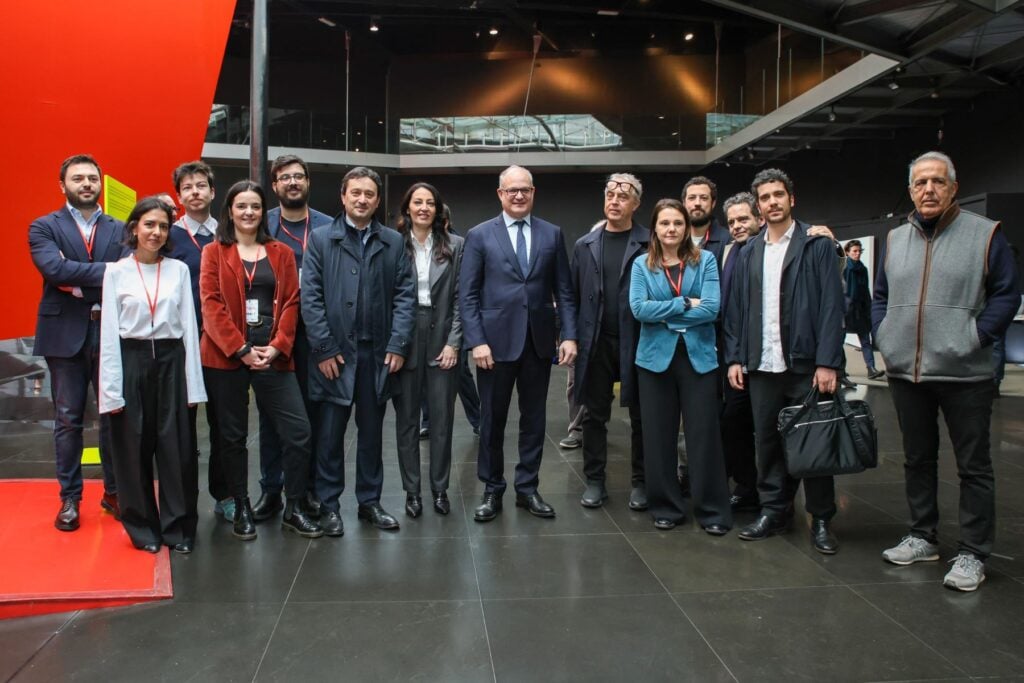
[502,212,531,229]
[67,202,102,228]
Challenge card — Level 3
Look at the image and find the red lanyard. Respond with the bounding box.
[73,215,97,261]
[134,255,162,320]
[278,213,310,252]
[664,264,683,297]
[179,218,204,252]
[239,245,264,291]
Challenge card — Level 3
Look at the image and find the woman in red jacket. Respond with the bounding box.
[200,180,322,541]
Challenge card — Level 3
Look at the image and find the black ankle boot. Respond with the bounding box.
[282,499,325,538]
[233,496,257,541]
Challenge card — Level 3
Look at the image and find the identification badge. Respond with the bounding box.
[246,299,260,325]
[298,267,302,285]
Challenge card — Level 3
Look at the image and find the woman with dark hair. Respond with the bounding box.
[393,182,463,516]
[629,198,732,533]
[99,196,206,553]
[199,180,322,540]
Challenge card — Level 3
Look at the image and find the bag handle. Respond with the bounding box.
[777,387,820,435]
[833,391,875,467]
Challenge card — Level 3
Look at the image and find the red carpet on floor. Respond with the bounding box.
[0,479,172,619]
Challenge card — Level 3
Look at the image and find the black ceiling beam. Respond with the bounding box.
[971,34,1024,70]
[836,0,943,27]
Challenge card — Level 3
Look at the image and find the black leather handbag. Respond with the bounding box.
[777,388,878,478]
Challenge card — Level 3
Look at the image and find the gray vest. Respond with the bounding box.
[876,206,998,382]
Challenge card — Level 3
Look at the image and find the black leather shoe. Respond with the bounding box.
[703,524,729,536]
[233,496,258,541]
[405,494,423,518]
[172,539,194,554]
[737,514,789,541]
[100,492,120,520]
[867,368,886,380]
[515,492,555,518]
[321,510,345,537]
[654,518,677,530]
[358,502,400,530]
[810,518,838,554]
[433,491,450,515]
[628,486,649,511]
[251,491,283,522]
[580,482,608,508]
[304,491,322,520]
[474,493,502,522]
[55,499,80,532]
[140,542,161,553]
[730,493,760,512]
[282,500,325,538]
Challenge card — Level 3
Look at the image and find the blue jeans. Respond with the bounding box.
[46,319,116,501]
[857,331,876,370]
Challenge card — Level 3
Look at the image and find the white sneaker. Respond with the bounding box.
[882,535,940,565]
[943,553,986,592]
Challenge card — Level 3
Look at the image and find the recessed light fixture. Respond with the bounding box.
[317,17,336,28]
[887,77,900,91]
[489,26,499,35]
[369,16,380,32]
[684,32,695,41]
[658,115,665,120]
[597,9,620,16]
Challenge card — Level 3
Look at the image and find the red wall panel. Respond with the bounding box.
[0,0,237,340]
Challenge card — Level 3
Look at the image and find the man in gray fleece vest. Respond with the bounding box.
[873,151,1019,592]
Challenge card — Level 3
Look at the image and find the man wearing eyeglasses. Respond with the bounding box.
[460,165,578,522]
[250,155,334,523]
[570,173,649,511]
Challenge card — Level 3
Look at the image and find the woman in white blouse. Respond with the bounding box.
[99,196,206,554]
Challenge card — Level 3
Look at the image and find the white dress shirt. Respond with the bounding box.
[411,231,433,306]
[98,256,207,413]
[176,214,217,238]
[758,222,795,373]
[503,212,532,263]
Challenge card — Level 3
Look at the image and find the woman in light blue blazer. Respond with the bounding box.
[629,198,732,533]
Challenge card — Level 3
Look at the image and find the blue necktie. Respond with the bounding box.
[515,220,529,275]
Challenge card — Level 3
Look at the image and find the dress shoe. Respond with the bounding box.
[433,491,451,515]
[304,491,322,519]
[628,486,649,511]
[474,493,503,522]
[172,539,194,554]
[321,510,345,537]
[232,496,258,541]
[580,482,608,508]
[55,499,80,532]
[810,518,838,554]
[729,492,760,512]
[251,491,283,522]
[419,427,430,439]
[100,492,120,520]
[515,492,555,518]
[737,514,790,541]
[405,494,423,518]
[282,500,325,538]
[703,524,729,536]
[867,367,886,380]
[654,518,677,530]
[840,376,857,390]
[358,502,400,530]
[140,543,161,554]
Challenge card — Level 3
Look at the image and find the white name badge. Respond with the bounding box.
[246,299,260,324]
[298,267,302,284]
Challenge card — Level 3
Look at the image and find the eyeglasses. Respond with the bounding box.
[276,172,308,183]
[499,187,534,197]
[606,181,638,196]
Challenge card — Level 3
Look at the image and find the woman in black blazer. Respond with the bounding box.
[393,183,464,517]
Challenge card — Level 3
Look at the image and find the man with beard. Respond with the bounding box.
[252,155,334,522]
[30,154,125,531]
[167,161,233,520]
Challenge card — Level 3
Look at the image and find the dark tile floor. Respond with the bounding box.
[2,357,1023,682]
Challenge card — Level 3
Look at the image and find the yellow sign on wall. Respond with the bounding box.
[104,174,136,222]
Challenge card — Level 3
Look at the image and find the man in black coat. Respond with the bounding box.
[571,173,650,511]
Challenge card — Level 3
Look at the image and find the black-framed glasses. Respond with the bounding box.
[276,172,308,183]
[606,180,638,196]
[500,187,534,197]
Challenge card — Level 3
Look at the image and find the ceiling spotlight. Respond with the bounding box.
[489,26,499,35]
[317,17,336,28]
[684,32,695,41]
[657,115,665,120]
[887,77,900,91]
[930,89,940,99]
[827,106,836,122]
[369,16,380,32]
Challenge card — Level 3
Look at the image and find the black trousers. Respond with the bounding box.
[889,377,995,559]
[748,371,836,520]
[204,365,311,501]
[720,378,757,497]
[476,331,551,496]
[257,318,316,495]
[581,334,643,486]
[109,339,196,549]
[188,403,227,501]
[315,342,387,510]
[637,341,732,527]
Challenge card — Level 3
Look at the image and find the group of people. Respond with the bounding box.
[29,150,1016,592]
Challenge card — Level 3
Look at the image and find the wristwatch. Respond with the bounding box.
[235,343,253,359]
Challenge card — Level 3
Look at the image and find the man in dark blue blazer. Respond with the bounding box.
[460,165,578,522]
[29,154,126,531]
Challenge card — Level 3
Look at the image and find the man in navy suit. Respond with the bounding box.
[29,154,126,531]
[460,165,578,522]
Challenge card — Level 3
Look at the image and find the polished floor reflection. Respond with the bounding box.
[2,353,1023,682]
